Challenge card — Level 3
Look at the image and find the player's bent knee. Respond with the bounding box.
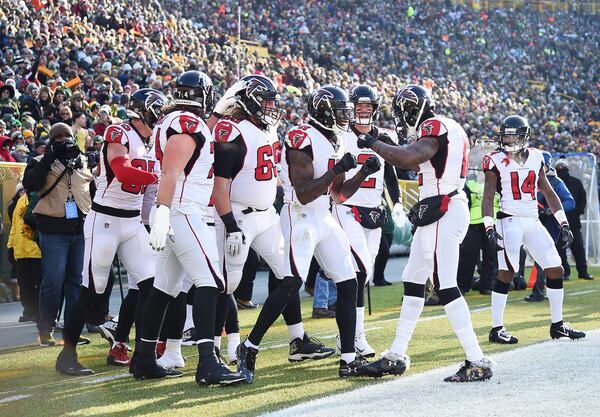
[498,270,514,284]
[403,282,426,298]
[280,276,303,298]
[545,266,564,280]
[438,287,462,306]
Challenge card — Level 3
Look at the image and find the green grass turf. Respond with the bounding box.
[1,267,599,417]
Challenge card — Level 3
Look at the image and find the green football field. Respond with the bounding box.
[1,267,599,417]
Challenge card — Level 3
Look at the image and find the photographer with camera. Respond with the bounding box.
[22,123,94,347]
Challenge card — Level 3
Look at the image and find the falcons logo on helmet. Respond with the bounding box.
[313,89,335,109]
[396,87,419,106]
[244,77,270,96]
[145,92,168,118]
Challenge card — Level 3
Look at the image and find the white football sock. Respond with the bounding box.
[355,307,365,337]
[183,305,194,330]
[165,338,182,355]
[287,322,304,341]
[244,339,259,350]
[214,336,221,350]
[547,288,564,323]
[444,297,484,362]
[227,333,240,361]
[389,295,424,356]
[340,352,356,364]
[491,291,508,328]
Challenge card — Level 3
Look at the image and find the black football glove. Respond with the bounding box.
[377,132,395,146]
[486,227,503,251]
[360,156,381,176]
[559,225,574,250]
[356,133,378,149]
[332,153,357,174]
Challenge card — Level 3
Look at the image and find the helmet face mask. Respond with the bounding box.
[498,115,530,154]
[237,76,284,126]
[392,85,434,143]
[350,85,381,126]
[308,86,354,135]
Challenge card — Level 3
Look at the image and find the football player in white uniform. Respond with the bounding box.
[133,71,244,386]
[333,85,402,358]
[56,89,168,376]
[211,75,333,364]
[482,115,585,344]
[237,85,382,382]
[357,85,494,382]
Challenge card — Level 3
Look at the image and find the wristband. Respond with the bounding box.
[220,211,240,233]
[483,216,494,230]
[554,209,568,226]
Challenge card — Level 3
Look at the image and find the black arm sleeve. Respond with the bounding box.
[463,184,472,209]
[22,159,51,192]
[213,136,247,179]
[383,161,400,204]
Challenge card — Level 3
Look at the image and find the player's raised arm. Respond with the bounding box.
[330,155,380,204]
[359,134,439,169]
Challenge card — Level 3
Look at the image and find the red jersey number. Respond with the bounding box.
[121,159,156,195]
[510,170,536,200]
[255,144,278,181]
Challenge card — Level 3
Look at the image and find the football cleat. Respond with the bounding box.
[237,342,259,384]
[107,342,130,366]
[288,333,335,362]
[56,349,94,376]
[339,355,370,378]
[550,322,586,340]
[99,320,118,348]
[489,327,518,344]
[132,354,183,380]
[181,327,198,346]
[196,355,246,387]
[360,351,410,378]
[444,358,494,382]
[157,351,185,369]
[335,333,376,358]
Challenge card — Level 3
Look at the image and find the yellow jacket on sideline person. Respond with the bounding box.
[7,193,41,259]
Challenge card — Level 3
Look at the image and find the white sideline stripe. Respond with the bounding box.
[263,329,600,417]
[0,286,595,397]
[84,373,131,385]
[0,394,31,404]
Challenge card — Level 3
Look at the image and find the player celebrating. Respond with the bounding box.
[482,115,585,344]
[357,85,494,382]
[133,70,244,386]
[212,75,332,363]
[333,85,402,357]
[55,89,168,375]
[237,85,381,383]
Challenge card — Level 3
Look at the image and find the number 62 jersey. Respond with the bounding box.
[482,148,544,218]
[95,122,156,210]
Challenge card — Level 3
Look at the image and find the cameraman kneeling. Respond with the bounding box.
[23,123,93,347]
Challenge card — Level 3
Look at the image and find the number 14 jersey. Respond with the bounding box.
[482,148,544,217]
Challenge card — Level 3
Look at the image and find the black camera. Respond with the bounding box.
[53,137,81,160]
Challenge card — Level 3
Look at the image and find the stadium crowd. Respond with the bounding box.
[0,0,598,161]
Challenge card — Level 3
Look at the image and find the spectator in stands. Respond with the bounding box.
[0,135,15,162]
[7,188,41,322]
[0,83,18,117]
[22,123,94,346]
[555,159,593,280]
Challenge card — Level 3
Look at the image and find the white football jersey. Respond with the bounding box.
[281,124,345,210]
[152,110,214,214]
[416,116,470,199]
[341,126,386,208]
[95,122,156,210]
[213,117,279,210]
[482,148,544,217]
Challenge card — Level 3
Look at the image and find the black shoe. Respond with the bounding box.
[196,354,245,386]
[312,307,335,319]
[489,327,518,344]
[339,355,370,378]
[513,275,528,290]
[56,349,94,376]
[132,354,183,380]
[524,293,546,302]
[579,274,594,280]
[236,299,259,309]
[288,333,335,362]
[328,303,336,312]
[99,320,118,348]
[444,358,494,382]
[360,352,410,378]
[372,279,392,287]
[550,322,586,340]
[479,289,492,296]
[182,327,198,346]
[237,342,258,384]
